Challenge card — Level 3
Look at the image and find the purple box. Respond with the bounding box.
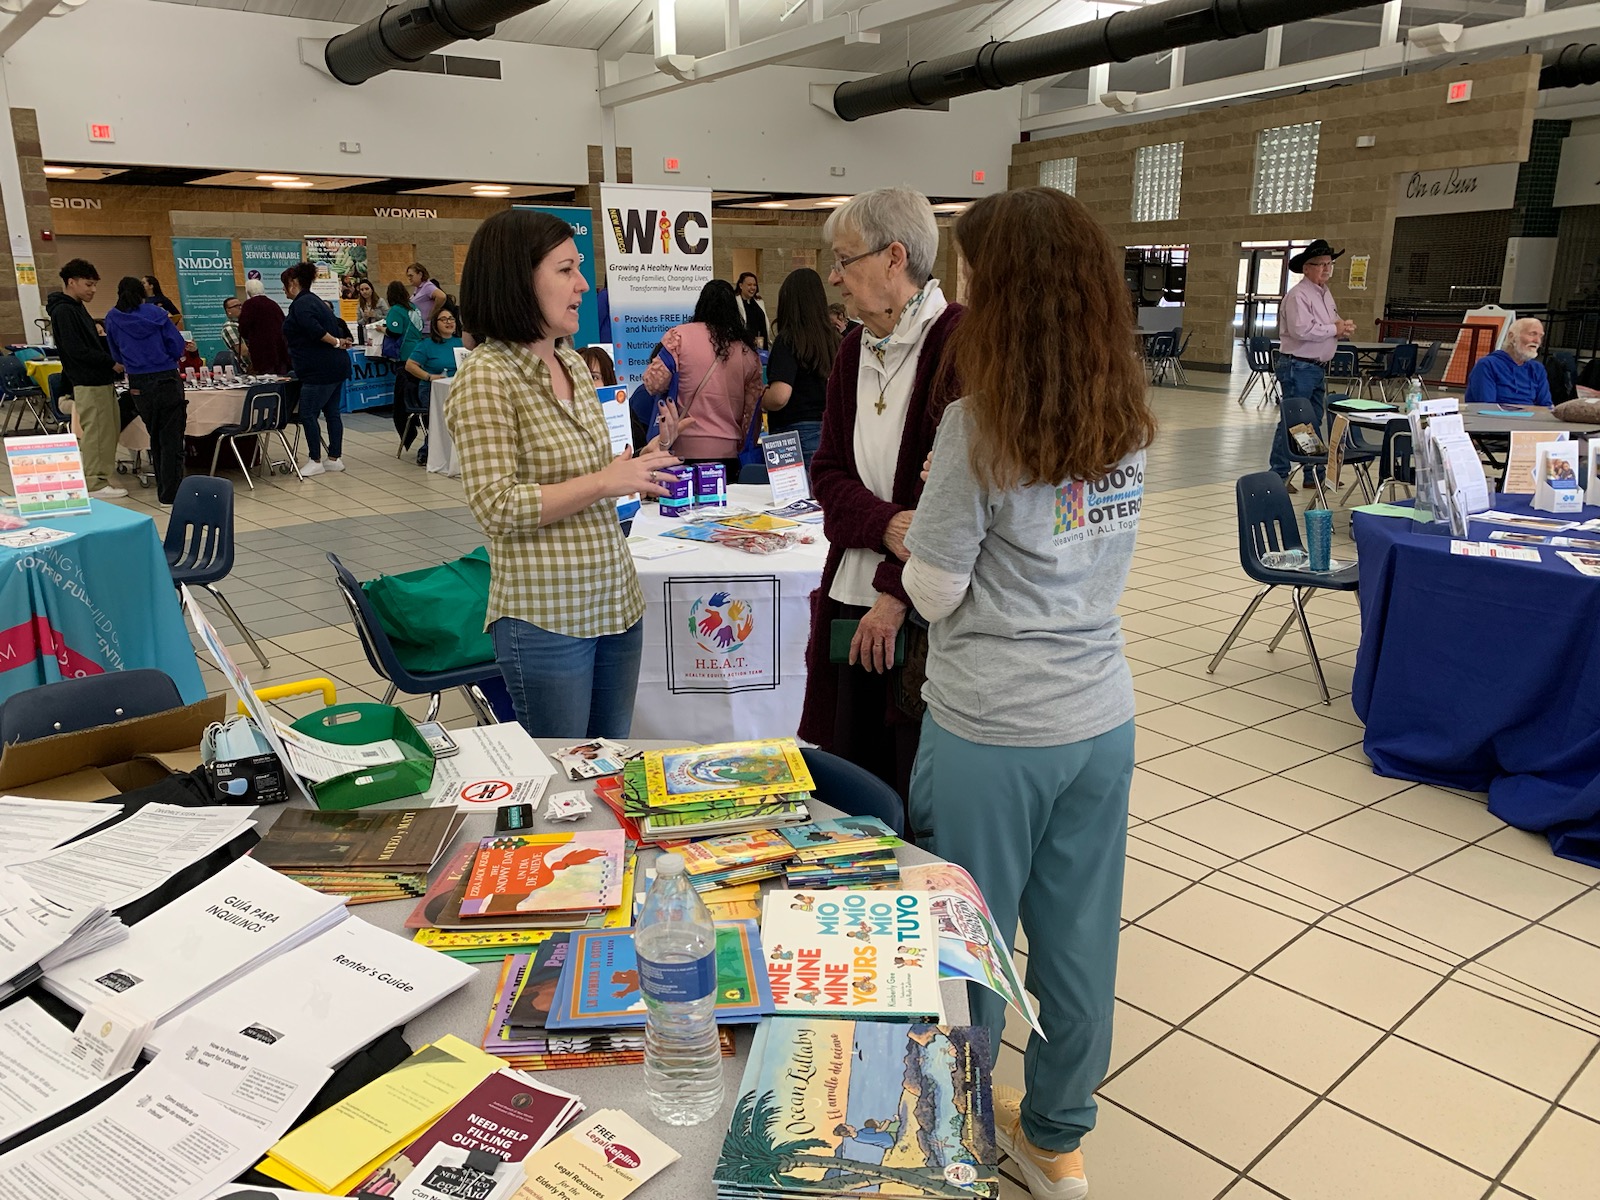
[694,463,727,507]
[657,465,696,516]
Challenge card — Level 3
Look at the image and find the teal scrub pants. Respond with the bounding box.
[909,712,1135,1153]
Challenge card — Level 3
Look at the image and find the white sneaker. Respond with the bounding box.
[300,460,326,477]
[994,1087,1088,1200]
[89,485,128,499]
[324,458,346,472]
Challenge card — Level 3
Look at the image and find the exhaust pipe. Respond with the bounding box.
[1541,44,1600,89]
[324,0,549,85]
[832,0,1383,120]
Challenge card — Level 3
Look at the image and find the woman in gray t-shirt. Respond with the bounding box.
[903,187,1156,1200]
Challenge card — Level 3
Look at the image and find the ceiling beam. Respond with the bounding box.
[0,0,59,56]
[598,0,653,61]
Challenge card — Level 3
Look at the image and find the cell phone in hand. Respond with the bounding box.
[415,721,459,758]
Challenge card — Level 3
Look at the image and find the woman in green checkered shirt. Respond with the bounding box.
[448,210,686,738]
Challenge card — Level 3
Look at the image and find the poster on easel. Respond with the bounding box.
[1442,305,1513,387]
[304,235,368,325]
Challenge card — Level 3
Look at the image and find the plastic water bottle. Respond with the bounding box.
[1404,378,1424,413]
[635,852,723,1126]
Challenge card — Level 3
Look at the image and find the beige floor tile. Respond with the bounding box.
[1503,1108,1600,1200]
[1565,1052,1600,1121]
[1140,747,1269,796]
[1245,835,1404,906]
[1136,705,1246,746]
[1372,785,1505,841]
[1258,928,1441,1028]
[1351,877,1527,959]
[1180,688,1297,728]
[1252,1102,1487,1200]
[1421,847,1590,921]
[1107,1000,1171,1074]
[1313,810,1465,872]
[1074,1100,1237,1200]
[1123,637,1208,668]
[1128,768,1210,821]
[1318,912,1460,975]
[1281,754,1413,803]
[1140,884,1306,970]
[1189,975,1381,1092]
[1204,870,1327,924]
[1128,838,1215,882]
[1235,673,1337,709]
[1397,980,1600,1102]
[1102,1031,1315,1170]
[1134,729,1189,763]
[1223,1183,1283,1200]
[1130,826,1233,872]
[1481,927,1600,1015]
[1218,776,1362,831]
[1201,728,1324,773]
[1166,654,1274,687]
[1122,859,1192,921]
[1545,889,1600,949]
[1115,927,1245,1024]
[1255,711,1364,753]
[1134,669,1226,704]
[1477,826,1600,887]
[1120,611,1192,638]
[1330,1037,1548,1177]
[1153,799,1300,861]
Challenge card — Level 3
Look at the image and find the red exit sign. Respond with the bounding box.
[88,123,114,142]
[1447,80,1472,104]
[663,156,680,173]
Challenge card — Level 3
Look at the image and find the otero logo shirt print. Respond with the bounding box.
[1053,459,1144,547]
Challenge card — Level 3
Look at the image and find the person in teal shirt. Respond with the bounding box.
[404,307,464,465]
[385,280,426,448]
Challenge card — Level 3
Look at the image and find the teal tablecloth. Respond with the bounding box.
[0,502,204,703]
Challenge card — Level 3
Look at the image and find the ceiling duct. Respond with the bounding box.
[324,0,549,85]
[1540,43,1600,89]
[831,0,1385,121]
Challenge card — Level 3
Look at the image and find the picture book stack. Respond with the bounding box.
[620,738,814,841]
[251,807,463,904]
[404,829,635,962]
[680,829,797,890]
[780,815,904,886]
[713,1017,1000,1200]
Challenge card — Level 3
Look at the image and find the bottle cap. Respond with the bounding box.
[655,852,686,876]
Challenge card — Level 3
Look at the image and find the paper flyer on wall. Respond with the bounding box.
[422,723,556,811]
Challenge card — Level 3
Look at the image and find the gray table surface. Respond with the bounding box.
[249,738,969,1193]
[1334,400,1600,436]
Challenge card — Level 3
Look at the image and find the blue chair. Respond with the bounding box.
[0,668,182,744]
[210,384,301,489]
[209,349,237,371]
[1277,392,1333,509]
[327,552,497,725]
[1327,347,1360,395]
[1376,425,1414,504]
[1145,331,1176,384]
[0,354,48,432]
[799,747,906,837]
[739,461,769,486]
[45,372,71,431]
[1371,342,1418,403]
[1324,398,1379,505]
[396,376,432,460]
[165,477,270,669]
[1208,472,1359,704]
[1415,340,1442,396]
[1239,336,1279,409]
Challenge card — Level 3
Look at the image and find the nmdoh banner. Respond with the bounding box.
[171,238,237,363]
[598,184,713,386]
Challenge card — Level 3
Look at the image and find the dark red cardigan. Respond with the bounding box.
[797,303,965,744]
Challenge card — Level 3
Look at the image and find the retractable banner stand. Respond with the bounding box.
[304,235,368,324]
[170,238,236,363]
[598,183,714,385]
[516,205,600,349]
[240,239,303,313]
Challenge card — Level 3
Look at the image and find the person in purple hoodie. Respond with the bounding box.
[104,276,188,507]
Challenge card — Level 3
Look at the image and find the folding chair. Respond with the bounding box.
[1163,328,1191,385]
[209,384,302,489]
[1238,336,1279,408]
[0,669,183,743]
[1146,331,1177,385]
[1208,472,1359,705]
[395,376,431,459]
[1278,392,1333,509]
[1375,425,1415,504]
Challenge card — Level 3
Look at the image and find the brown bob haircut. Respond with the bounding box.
[460,210,577,344]
[947,187,1155,490]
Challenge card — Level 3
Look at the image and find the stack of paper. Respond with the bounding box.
[620,739,814,841]
[43,857,347,1029]
[780,815,904,886]
[0,796,122,863]
[679,828,796,890]
[144,917,476,1067]
[421,723,556,812]
[251,807,463,904]
[0,876,125,1002]
[0,998,135,1145]
[508,1110,680,1200]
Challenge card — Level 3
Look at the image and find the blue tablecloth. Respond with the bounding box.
[0,503,205,704]
[341,349,397,413]
[1352,496,1600,867]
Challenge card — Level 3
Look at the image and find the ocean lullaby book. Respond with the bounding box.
[643,738,814,808]
[759,889,943,1020]
[713,1017,998,1199]
[460,829,627,918]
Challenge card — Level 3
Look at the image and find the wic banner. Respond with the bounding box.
[598,184,714,385]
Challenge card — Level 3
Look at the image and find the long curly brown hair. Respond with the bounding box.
[948,188,1155,489]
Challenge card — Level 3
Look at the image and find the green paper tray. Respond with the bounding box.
[289,702,436,811]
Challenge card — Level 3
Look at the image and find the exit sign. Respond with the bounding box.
[1447,80,1472,103]
[663,156,680,173]
[87,123,114,142]
[972,169,986,184]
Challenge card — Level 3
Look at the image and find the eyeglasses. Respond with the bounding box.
[829,245,891,275]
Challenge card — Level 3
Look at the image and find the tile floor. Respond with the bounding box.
[96,372,1600,1199]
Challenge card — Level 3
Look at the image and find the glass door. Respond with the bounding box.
[1236,249,1287,340]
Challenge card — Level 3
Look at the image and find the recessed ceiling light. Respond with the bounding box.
[271,180,316,189]
[756,201,788,209]
[471,184,510,192]
[256,174,301,182]
[815,199,845,207]
[42,165,75,176]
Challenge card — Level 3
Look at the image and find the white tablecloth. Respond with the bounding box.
[427,376,459,478]
[628,483,827,743]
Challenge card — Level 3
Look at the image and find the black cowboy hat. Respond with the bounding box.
[1289,240,1345,273]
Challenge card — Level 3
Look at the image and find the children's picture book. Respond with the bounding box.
[643,738,814,808]
[460,829,627,918]
[714,1018,999,1200]
[759,889,943,1020]
[779,815,902,861]
[680,828,797,875]
[547,921,773,1029]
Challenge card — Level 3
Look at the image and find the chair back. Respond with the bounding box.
[1235,472,1304,582]
[1379,342,1418,379]
[1379,425,1415,486]
[1329,348,1358,378]
[327,552,408,688]
[1416,340,1441,376]
[164,476,236,586]
[210,349,237,370]
[0,669,184,744]
[739,461,769,486]
[46,372,70,424]
[237,386,285,435]
[1175,330,1192,357]
[0,354,40,397]
[798,747,905,837]
[1147,331,1176,359]
[1279,393,1326,463]
[1245,336,1274,372]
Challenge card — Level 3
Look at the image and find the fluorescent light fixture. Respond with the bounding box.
[42,166,76,176]
[256,174,301,182]
[271,181,316,189]
[815,200,845,207]
[756,201,788,208]
[471,184,511,192]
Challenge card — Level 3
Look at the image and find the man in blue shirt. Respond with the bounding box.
[1464,318,1553,407]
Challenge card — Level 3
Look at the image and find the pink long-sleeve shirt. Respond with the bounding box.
[1278,276,1340,362]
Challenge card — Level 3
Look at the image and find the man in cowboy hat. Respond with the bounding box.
[1272,239,1356,492]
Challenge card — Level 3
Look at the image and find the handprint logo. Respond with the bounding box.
[687,591,757,655]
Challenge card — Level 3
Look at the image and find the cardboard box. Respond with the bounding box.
[0,695,227,802]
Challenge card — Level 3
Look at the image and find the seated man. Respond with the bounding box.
[1464,318,1553,408]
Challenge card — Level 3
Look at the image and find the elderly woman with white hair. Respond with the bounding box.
[238,276,292,376]
[797,186,963,806]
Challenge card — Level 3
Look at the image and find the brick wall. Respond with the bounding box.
[1011,54,1542,368]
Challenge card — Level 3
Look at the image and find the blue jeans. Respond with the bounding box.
[299,380,344,461]
[491,616,644,740]
[909,713,1134,1153]
[789,421,823,474]
[1271,358,1326,482]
